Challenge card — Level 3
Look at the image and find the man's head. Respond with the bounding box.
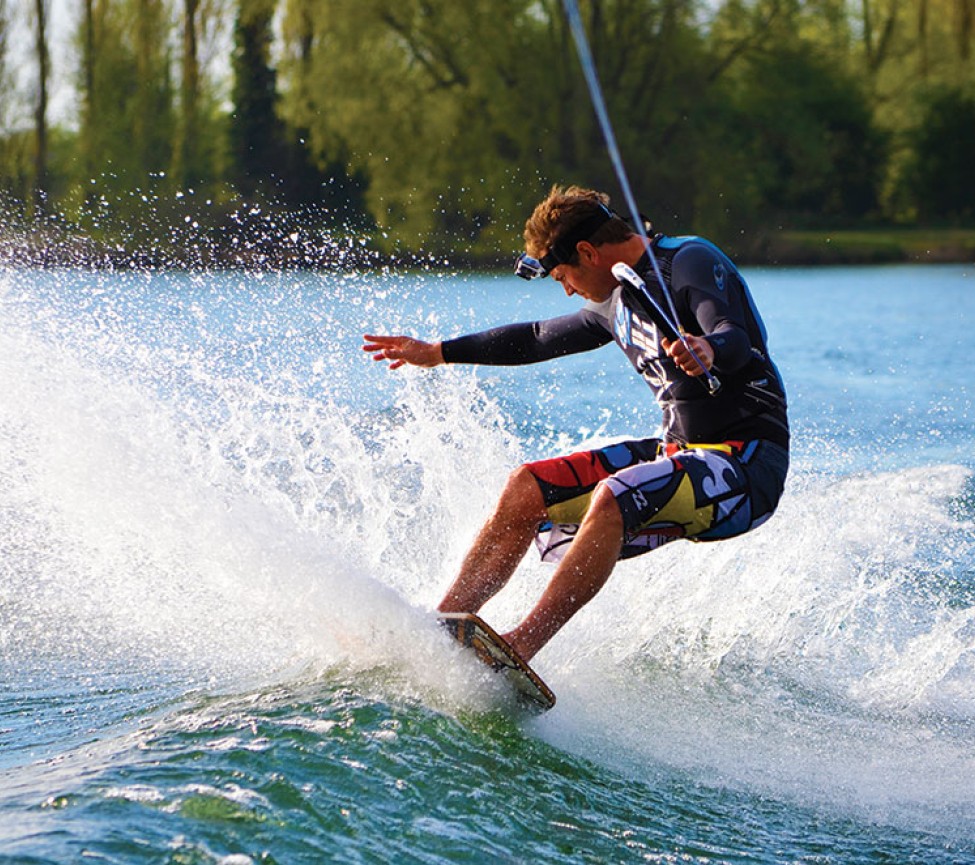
[520,186,633,277]
[516,185,646,302]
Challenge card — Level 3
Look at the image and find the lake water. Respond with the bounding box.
[2,261,974,863]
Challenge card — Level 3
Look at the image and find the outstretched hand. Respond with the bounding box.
[362,334,444,370]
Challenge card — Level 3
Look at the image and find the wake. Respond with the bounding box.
[4,267,975,838]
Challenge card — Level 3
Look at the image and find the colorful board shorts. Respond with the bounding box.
[526,438,789,563]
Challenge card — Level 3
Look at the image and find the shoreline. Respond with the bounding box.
[748,227,975,267]
[2,227,974,271]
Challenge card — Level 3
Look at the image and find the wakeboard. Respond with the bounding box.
[439,612,556,712]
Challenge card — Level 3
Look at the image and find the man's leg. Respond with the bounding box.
[437,466,548,614]
[503,482,623,662]
[500,446,763,658]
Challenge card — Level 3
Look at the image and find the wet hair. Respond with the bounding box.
[523,185,634,264]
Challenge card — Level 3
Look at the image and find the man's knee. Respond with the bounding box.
[498,465,546,523]
[586,480,623,531]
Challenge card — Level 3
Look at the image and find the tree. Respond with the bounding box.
[0,0,969,260]
[733,38,885,222]
[80,0,95,192]
[0,0,32,210]
[910,86,975,220]
[279,0,539,253]
[276,0,723,255]
[73,0,173,221]
[0,0,13,140]
[32,0,50,214]
[172,0,201,188]
[230,0,283,197]
[133,0,172,172]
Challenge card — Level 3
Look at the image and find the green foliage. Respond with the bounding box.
[909,86,975,222]
[278,0,550,255]
[231,0,281,196]
[79,0,173,191]
[0,0,971,263]
[67,0,178,237]
[0,130,34,208]
[277,0,736,254]
[731,39,886,222]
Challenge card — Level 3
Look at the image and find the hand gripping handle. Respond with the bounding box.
[612,262,721,395]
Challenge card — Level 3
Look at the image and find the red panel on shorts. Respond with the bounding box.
[529,451,610,492]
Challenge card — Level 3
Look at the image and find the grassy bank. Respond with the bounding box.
[3,219,974,271]
[756,227,975,266]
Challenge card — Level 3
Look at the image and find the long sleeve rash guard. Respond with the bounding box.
[441,236,789,449]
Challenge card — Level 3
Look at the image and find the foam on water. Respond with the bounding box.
[538,463,975,835]
[0,268,525,716]
[2,267,975,843]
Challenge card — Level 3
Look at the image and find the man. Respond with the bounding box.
[363,185,788,662]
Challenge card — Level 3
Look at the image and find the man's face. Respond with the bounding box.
[549,247,616,303]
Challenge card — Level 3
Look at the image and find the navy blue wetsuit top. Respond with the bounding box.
[441,236,789,449]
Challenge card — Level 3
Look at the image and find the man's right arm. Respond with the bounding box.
[364,309,612,370]
[441,310,612,366]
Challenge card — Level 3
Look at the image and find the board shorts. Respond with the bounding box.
[525,438,789,563]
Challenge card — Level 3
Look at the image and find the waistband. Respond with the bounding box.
[662,439,747,458]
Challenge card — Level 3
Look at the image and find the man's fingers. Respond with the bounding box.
[362,336,397,352]
[361,333,440,369]
[363,334,407,365]
[362,333,415,368]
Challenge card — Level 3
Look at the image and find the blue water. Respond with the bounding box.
[2,261,975,863]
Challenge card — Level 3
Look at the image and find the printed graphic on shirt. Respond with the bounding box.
[613,300,631,348]
[612,297,672,396]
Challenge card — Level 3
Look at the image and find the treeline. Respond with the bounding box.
[1,0,974,266]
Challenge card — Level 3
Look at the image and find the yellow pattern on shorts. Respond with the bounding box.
[547,492,594,525]
[642,471,714,536]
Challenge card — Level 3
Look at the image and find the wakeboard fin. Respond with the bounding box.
[439,612,556,712]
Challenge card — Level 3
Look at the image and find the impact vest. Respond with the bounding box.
[608,235,789,448]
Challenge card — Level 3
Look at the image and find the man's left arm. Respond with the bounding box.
[670,244,753,374]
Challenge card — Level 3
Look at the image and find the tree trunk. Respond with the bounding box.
[81,0,96,196]
[917,0,928,77]
[958,0,973,60]
[173,0,199,187]
[33,0,48,215]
